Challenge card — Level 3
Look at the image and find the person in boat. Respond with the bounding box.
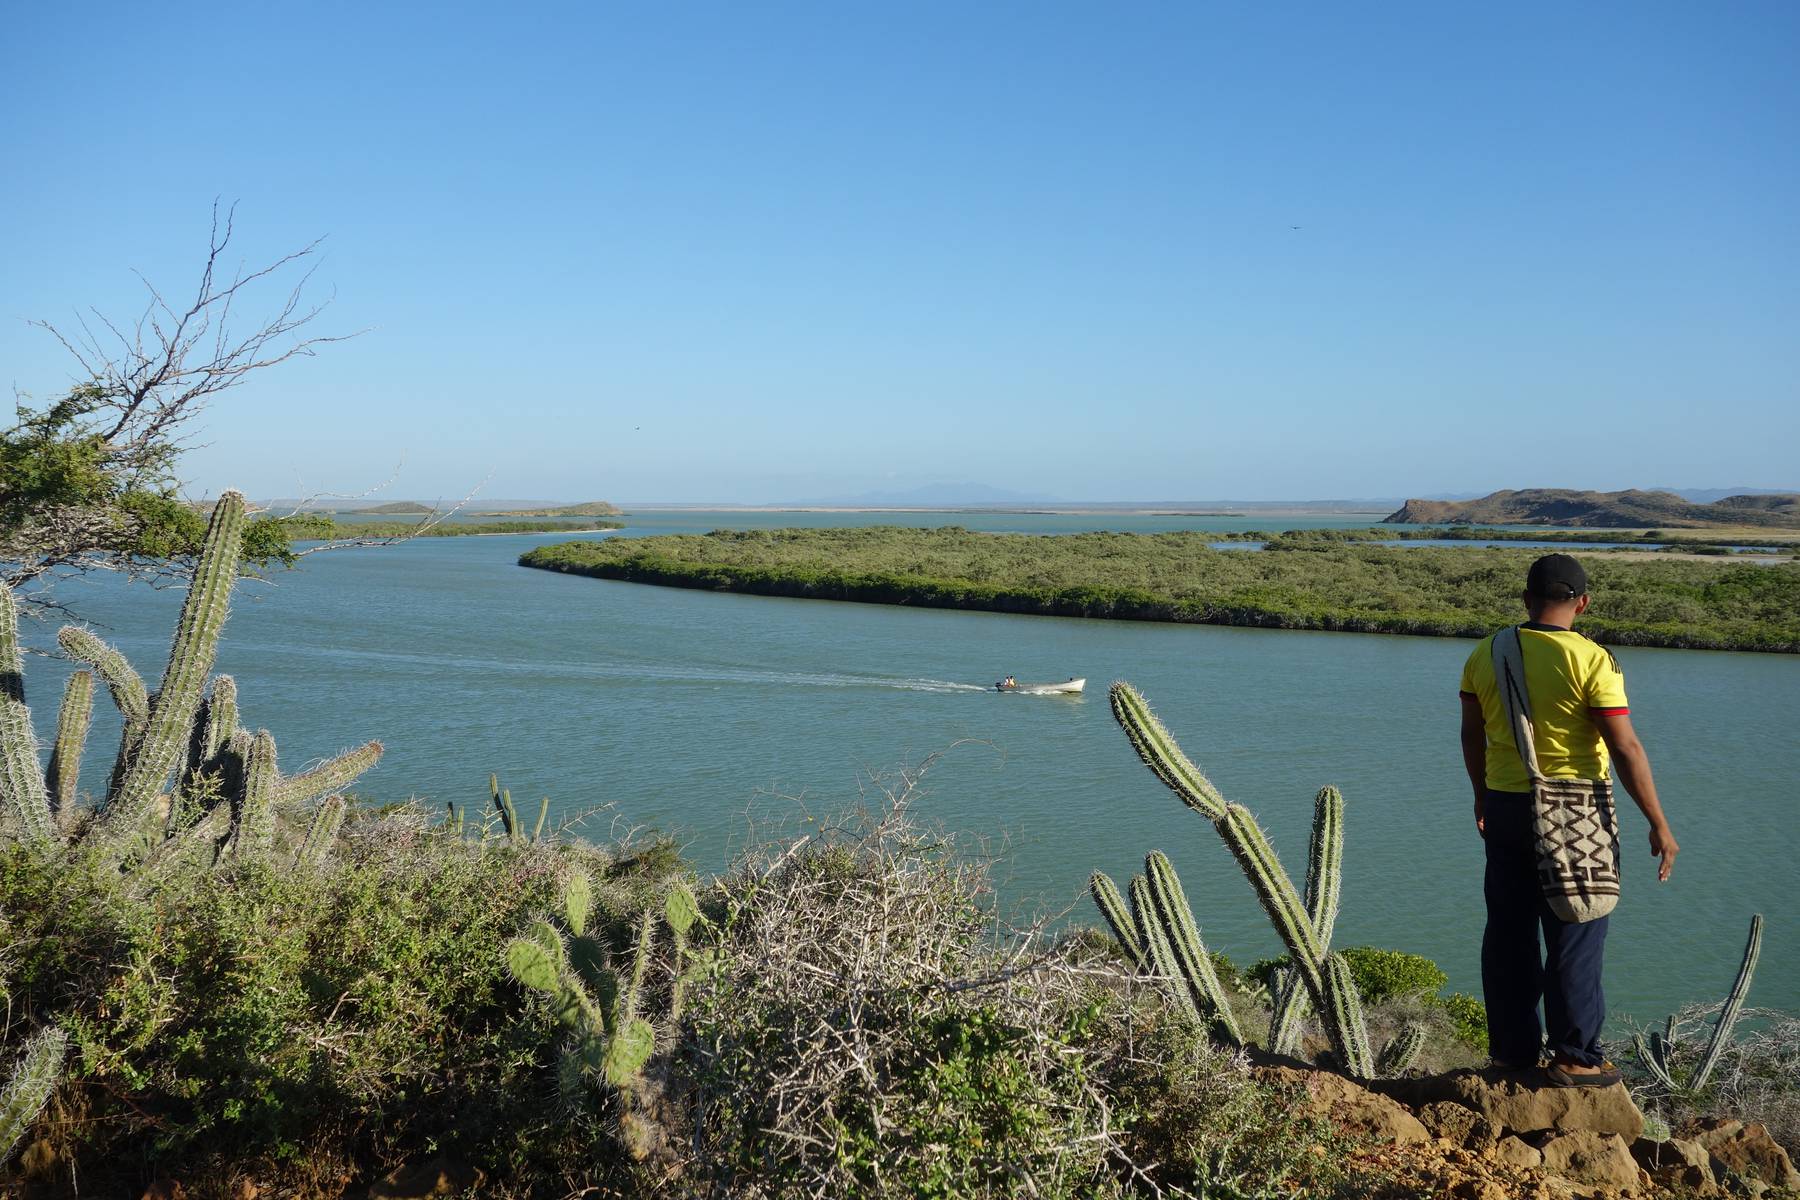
[1001,675,1017,689]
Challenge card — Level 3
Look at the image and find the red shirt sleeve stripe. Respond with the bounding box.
[1589,706,1630,716]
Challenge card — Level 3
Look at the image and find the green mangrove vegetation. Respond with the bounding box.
[268,513,622,540]
[519,526,1800,653]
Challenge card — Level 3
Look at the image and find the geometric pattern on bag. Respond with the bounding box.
[1492,626,1621,924]
[1530,776,1621,923]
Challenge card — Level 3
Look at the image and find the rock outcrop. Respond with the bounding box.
[1258,1065,1798,1199]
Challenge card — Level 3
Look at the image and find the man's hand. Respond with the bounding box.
[1473,794,1486,838]
[1649,823,1679,882]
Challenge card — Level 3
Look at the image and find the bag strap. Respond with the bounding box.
[1492,626,1545,783]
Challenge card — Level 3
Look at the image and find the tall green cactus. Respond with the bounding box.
[0,696,51,847]
[0,589,51,845]
[47,670,94,816]
[1088,870,1146,971]
[1145,851,1243,1046]
[0,585,23,705]
[230,730,278,858]
[0,1025,67,1166]
[184,675,238,785]
[1269,787,1344,1056]
[58,625,148,798]
[274,741,382,807]
[1637,914,1763,1095]
[1105,682,1373,1077]
[110,490,245,822]
[1,491,382,874]
[296,795,348,868]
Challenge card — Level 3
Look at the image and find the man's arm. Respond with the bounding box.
[1460,695,1488,836]
[1593,711,1679,882]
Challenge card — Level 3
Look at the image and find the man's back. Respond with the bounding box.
[1459,624,1628,791]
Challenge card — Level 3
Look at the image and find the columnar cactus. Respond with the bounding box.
[1088,870,1146,971]
[184,674,238,786]
[0,695,51,846]
[57,625,148,797]
[110,491,245,823]
[274,741,382,808]
[1269,787,1344,1056]
[1104,682,1374,1077]
[296,795,348,868]
[47,671,94,815]
[0,586,22,705]
[0,1025,67,1166]
[1637,914,1763,1095]
[490,774,552,845]
[1377,1023,1428,1077]
[0,487,376,875]
[1145,850,1243,1046]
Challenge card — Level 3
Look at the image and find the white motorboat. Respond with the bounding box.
[994,677,1085,695]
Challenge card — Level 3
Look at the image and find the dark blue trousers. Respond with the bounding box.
[1481,789,1609,1067]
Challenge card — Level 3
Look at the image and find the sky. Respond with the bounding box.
[3,2,1797,504]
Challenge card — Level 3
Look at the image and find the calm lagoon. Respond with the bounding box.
[28,511,1796,1020]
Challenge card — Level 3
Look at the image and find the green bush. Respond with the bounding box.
[0,808,673,1189]
[1337,947,1450,1005]
[1439,992,1489,1054]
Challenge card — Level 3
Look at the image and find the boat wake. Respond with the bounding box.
[230,641,991,694]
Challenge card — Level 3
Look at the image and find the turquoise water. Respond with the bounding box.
[20,511,1796,1021]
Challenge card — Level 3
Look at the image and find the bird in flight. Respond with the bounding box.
[1289,225,1302,230]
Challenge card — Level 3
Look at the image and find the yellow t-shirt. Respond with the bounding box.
[1459,625,1629,792]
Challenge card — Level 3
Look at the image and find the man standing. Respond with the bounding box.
[1458,554,1679,1085]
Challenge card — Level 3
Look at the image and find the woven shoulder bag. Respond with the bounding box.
[1492,627,1621,923]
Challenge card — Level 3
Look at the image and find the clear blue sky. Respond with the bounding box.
[4,2,1796,503]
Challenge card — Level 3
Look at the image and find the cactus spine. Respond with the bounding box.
[1269,786,1344,1055]
[0,1026,67,1165]
[46,670,94,815]
[1145,851,1243,1046]
[110,490,244,822]
[1107,682,1373,1077]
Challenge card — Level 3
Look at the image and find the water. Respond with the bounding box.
[18,512,1796,1021]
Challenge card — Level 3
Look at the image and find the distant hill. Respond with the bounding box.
[477,500,621,517]
[352,501,436,515]
[1384,489,1800,529]
[1652,487,1797,504]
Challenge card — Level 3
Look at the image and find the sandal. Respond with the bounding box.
[1543,1061,1623,1088]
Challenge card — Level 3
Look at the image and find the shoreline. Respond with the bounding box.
[519,551,1797,653]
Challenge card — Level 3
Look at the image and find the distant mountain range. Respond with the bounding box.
[1385,489,1800,529]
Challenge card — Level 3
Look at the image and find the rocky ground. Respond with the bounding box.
[1259,1063,1799,1199]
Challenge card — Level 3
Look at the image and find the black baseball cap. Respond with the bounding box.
[1526,553,1588,600]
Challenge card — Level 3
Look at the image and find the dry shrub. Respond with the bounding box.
[1628,1006,1800,1159]
[677,767,1142,1198]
